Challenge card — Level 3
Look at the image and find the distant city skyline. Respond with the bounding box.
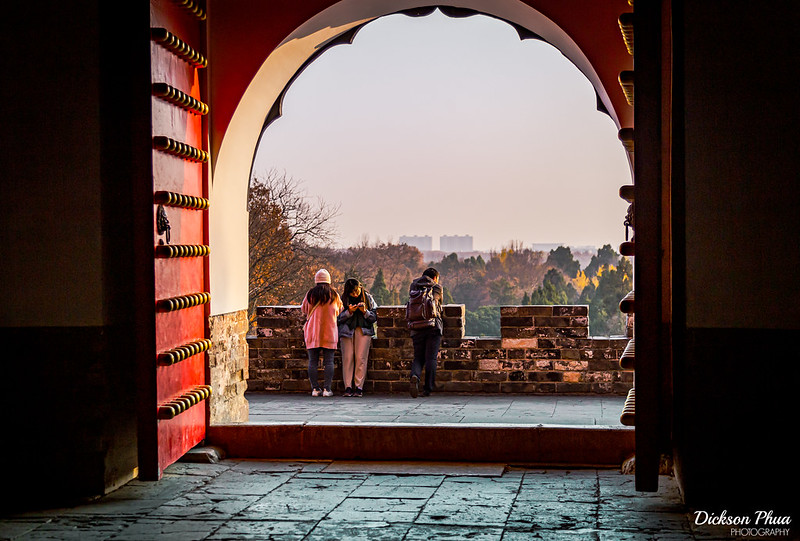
[253,10,632,252]
[399,235,433,251]
[398,234,597,254]
[400,234,479,252]
[440,234,474,253]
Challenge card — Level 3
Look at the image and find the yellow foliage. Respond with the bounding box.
[596,264,616,277]
[571,270,590,292]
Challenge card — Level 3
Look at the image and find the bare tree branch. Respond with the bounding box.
[248,169,341,325]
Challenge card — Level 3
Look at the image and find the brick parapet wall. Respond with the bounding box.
[248,305,632,394]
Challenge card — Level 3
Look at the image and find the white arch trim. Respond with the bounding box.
[209,0,621,315]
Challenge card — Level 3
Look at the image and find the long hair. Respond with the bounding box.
[342,278,367,306]
[305,283,340,307]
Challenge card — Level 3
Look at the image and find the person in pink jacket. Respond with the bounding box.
[301,269,343,396]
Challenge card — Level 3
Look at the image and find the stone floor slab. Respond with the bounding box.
[359,474,445,487]
[207,519,314,540]
[2,517,135,540]
[348,483,438,499]
[404,523,504,540]
[243,393,627,427]
[305,521,411,541]
[2,459,765,540]
[416,503,514,527]
[148,492,262,519]
[112,518,225,541]
[322,461,506,476]
[326,497,425,523]
[197,470,294,496]
[507,500,599,531]
[237,477,364,522]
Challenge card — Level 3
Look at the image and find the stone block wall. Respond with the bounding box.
[248,305,632,394]
[208,309,250,423]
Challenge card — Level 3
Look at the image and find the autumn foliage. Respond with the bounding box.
[249,171,631,336]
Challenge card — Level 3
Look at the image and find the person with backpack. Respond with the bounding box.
[405,267,443,398]
[337,278,378,397]
[301,269,343,397]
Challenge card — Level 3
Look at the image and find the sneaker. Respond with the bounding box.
[322,389,334,397]
[353,387,363,397]
[343,387,353,397]
[422,389,431,397]
[311,387,322,397]
[409,375,419,398]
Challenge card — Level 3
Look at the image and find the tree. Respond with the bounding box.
[435,252,462,276]
[488,277,517,305]
[369,268,390,306]
[530,280,568,305]
[442,286,455,305]
[529,268,577,305]
[584,244,619,278]
[571,270,591,294]
[545,245,581,277]
[465,306,501,337]
[584,257,632,336]
[486,242,547,292]
[450,276,491,311]
[431,243,549,312]
[248,169,340,324]
[343,266,365,285]
[426,252,490,311]
[392,269,414,305]
[326,240,424,297]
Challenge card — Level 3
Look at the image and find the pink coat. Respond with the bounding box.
[301,297,342,349]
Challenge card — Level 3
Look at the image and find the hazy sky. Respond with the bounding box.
[253,10,632,252]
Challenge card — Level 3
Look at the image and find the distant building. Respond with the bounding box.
[399,235,432,251]
[440,235,473,253]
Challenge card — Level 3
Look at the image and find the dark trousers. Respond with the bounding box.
[411,328,441,392]
[307,347,335,391]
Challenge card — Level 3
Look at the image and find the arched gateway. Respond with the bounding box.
[206,0,633,316]
[148,0,644,486]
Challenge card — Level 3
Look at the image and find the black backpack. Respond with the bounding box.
[405,286,439,329]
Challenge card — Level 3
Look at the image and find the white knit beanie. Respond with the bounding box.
[314,268,331,284]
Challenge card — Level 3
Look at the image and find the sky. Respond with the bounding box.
[252,10,632,253]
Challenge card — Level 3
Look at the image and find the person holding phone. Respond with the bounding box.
[337,278,378,397]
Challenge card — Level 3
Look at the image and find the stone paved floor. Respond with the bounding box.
[244,393,627,426]
[1,459,744,540]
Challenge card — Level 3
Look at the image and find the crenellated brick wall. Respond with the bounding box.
[247,305,632,394]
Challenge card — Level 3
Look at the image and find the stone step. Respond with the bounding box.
[207,423,634,467]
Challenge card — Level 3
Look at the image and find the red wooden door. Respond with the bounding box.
[144,0,210,479]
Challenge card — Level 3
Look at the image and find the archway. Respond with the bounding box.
[203,0,638,479]
[207,0,633,317]
[249,8,634,343]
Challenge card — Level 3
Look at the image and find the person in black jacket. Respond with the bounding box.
[408,267,443,398]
